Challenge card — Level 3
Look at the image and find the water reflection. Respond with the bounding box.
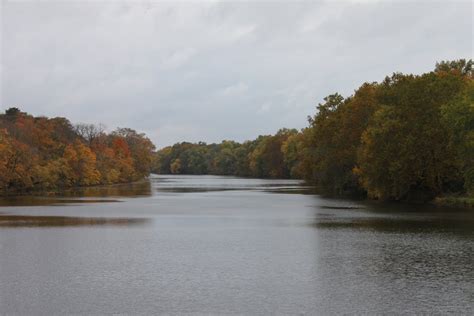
[312,200,474,236]
[263,187,315,194]
[0,197,122,207]
[153,175,311,195]
[0,215,150,227]
[320,205,362,210]
[63,180,152,197]
[155,186,314,194]
[314,217,474,235]
[0,175,473,314]
[0,180,152,207]
[156,187,241,193]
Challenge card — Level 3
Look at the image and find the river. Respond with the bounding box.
[0,175,473,314]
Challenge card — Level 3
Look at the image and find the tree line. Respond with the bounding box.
[153,128,300,179]
[0,108,155,194]
[2,60,472,201]
[155,59,473,201]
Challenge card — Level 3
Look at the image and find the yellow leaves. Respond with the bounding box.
[0,130,13,189]
[0,110,155,194]
[63,144,78,163]
[102,169,120,184]
[170,159,181,174]
[352,166,362,176]
[32,159,65,189]
[63,141,101,186]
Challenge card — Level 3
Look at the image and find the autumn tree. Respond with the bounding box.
[0,109,155,194]
[440,79,474,194]
[357,71,467,200]
[150,59,473,203]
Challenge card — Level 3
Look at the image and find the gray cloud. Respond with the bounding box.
[1,0,472,147]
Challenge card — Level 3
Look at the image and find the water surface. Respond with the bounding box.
[1,175,473,314]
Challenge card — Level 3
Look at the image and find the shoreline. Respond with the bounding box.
[0,177,151,198]
[1,174,473,209]
[434,195,474,208]
[155,173,474,209]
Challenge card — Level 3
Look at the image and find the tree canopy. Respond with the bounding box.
[0,110,155,194]
[154,59,473,202]
[153,128,299,179]
[2,59,472,203]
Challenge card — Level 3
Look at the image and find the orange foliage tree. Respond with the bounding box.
[0,109,155,195]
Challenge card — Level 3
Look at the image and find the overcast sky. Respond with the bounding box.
[1,0,472,147]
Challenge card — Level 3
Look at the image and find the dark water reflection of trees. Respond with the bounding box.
[313,201,474,236]
[0,215,150,227]
[0,180,152,206]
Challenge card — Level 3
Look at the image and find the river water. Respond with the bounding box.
[0,175,473,314]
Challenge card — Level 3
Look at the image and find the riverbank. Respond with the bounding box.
[154,173,474,208]
[434,195,474,208]
[0,178,152,198]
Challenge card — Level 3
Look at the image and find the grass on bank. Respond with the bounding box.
[434,195,474,208]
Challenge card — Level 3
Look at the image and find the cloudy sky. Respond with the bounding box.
[1,0,472,147]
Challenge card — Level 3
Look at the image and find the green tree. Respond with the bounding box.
[357,71,466,200]
[440,80,474,193]
[170,158,182,174]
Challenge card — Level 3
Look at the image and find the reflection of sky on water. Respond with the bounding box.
[0,174,473,314]
[153,174,313,195]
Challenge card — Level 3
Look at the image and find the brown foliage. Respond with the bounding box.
[0,110,155,194]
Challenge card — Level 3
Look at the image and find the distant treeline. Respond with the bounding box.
[153,128,300,179]
[0,108,155,194]
[154,59,473,201]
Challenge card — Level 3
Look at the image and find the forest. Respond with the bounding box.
[153,128,300,179]
[1,60,472,203]
[155,60,473,203]
[0,108,155,194]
